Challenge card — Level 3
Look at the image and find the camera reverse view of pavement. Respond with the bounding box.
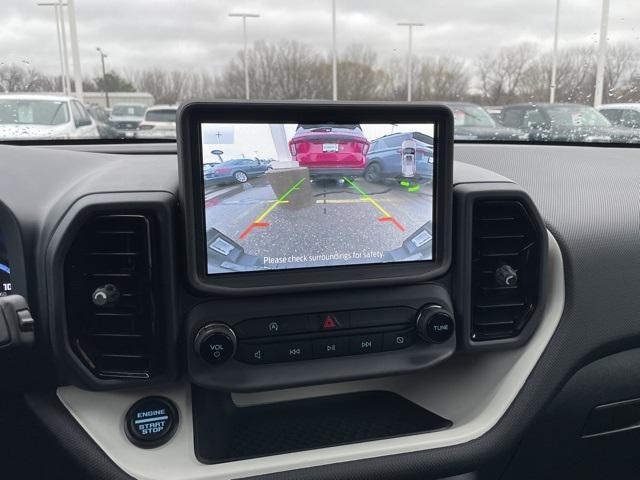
[201,123,435,274]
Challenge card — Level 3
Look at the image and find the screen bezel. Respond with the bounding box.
[178,101,453,295]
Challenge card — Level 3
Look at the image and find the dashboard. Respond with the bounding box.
[1,131,640,480]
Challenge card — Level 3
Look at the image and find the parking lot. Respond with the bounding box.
[205,175,432,272]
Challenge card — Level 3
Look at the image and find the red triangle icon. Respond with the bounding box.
[322,315,338,329]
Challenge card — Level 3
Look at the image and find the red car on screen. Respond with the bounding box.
[288,124,370,178]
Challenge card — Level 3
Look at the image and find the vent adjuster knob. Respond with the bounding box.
[91,284,121,307]
[495,264,518,287]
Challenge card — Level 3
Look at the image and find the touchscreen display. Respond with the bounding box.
[200,122,436,274]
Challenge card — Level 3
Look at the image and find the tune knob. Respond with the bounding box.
[194,323,237,366]
[91,284,120,307]
[416,304,455,344]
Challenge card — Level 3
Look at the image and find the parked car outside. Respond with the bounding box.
[108,103,147,138]
[288,124,370,178]
[0,94,99,140]
[203,158,270,185]
[445,102,528,141]
[597,104,640,129]
[501,103,640,143]
[86,104,119,139]
[485,106,504,124]
[364,131,434,183]
[137,105,177,139]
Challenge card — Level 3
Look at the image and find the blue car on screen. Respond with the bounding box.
[203,158,270,185]
[364,132,434,184]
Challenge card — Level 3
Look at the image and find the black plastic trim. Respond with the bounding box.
[453,183,548,350]
[193,387,452,464]
[24,391,135,480]
[46,192,179,390]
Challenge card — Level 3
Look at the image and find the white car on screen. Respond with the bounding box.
[136,105,177,139]
[0,94,99,140]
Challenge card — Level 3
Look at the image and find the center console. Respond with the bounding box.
[39,102,552,479]
[179,102,458,392]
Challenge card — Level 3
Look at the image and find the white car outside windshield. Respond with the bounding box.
[0,95,98,140]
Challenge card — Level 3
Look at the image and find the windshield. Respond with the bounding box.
[2,1,639,144]
[0,99,69,126]
[450,105,496,128]
[545,105,612,127]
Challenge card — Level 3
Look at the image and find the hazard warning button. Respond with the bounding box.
[309,312,350,331]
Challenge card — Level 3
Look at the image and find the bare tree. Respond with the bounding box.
[125,67,217,103]
[182,71,217,100]
[128,39,640,107]
[380,56,408,101]
[216,40,329,100]
[0,64,58,93]
[413,56,470,101]
[518,43,639,105]
[336,44,386,100]
[604,42,640,103]
[477,43,538,104]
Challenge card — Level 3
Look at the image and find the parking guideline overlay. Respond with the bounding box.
[343,177,405,232]
[239,177,306,240]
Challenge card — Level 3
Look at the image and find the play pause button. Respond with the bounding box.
[312,337,349,358]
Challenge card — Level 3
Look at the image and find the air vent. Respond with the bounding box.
[64,215,163,379]
[470,200,542,341]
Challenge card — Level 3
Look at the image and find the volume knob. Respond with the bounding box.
[194,324,237,366]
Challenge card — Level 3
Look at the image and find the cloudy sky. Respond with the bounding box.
[2,0,639,78]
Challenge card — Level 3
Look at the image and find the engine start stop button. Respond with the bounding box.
[125,396,178,448]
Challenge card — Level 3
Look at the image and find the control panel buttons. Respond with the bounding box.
[350,307,415,328]
[383,329,416,351]
[228,306,434,365]
[309,312,350,331]
[416,305,455,344]
[125,396,178,448]
[273,341,311,362]
[312,337,349,358]
[235,315,309,338]
[194,324,237,365]
[349,334,382,355]
[236,343,277,364]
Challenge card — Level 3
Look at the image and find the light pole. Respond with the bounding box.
[549,0,561,103]
[229,12,260,100]
[594,0,610,107]
[36,1,70,95]
[397,22,424,102]
[67,0,84,101]
[332,0,337,101]
[96,47,109,108]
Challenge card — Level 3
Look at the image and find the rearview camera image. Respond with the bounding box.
[201,123,435,274]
